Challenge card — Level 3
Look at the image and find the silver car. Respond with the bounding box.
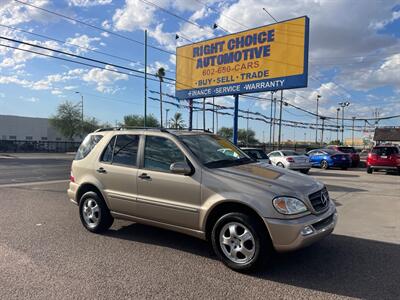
[68,129,336,272]
[268,150,312,174]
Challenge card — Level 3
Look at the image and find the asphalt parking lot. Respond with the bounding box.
[0,154,399,299]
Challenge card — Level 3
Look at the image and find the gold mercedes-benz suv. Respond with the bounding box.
[68,128,337,271]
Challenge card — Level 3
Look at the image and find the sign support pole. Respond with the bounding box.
[188,99,193,131]
[203,97,206,130]
[233,94,239,145]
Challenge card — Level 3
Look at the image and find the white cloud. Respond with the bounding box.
[66,34,101,54]
[338,54,400,91]
[112,0,155,31]
[68,0,112,7]
[148,24,177,52]
[0,0,51,26]
[82,65,129,93]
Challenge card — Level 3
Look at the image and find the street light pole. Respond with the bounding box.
[75,91,83,123]
[338,101,350,145]
[315,94,321,144]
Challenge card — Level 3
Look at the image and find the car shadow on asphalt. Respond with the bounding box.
[255,234,400,299]
[105,225,399,299]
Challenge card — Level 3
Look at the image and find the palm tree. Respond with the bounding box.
[156,67,165,127]
[170,112,186,129]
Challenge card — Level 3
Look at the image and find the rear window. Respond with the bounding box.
[281,150,300,156]
[337,147,356,153]
[372,147,399,156]
[244,149,268,159]
[75,135,103,160]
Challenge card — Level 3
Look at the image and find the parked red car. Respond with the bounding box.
[366,145,400,174]
[327,145,360,167]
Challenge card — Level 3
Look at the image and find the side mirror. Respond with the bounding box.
[170,161,192,175]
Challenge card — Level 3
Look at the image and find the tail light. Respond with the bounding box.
[286,157,295,162]
[70,171,75,183]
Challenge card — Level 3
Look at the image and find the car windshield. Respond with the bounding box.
[244,149,269,159]
[281,150,300,156]
[179,134,253,168]
[337,147,356,153]
[372,147,399,155]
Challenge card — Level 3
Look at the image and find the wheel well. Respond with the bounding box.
[205,202,269,241]
[76,183,104,205]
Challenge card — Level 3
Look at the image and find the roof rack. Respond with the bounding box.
[94,127,213,133]
[94,126,169,132]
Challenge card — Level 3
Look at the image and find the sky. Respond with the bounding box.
[0,0,399,143]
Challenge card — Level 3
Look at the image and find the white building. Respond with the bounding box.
[0,114,68,141]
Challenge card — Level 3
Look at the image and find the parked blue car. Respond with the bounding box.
[307,149,351,169]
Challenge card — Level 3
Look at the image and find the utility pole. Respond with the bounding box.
[188,99,193,131]
[203,97,206,131]
[165,108,169,128]
[75,92,83,135]
[216,108,219,134]
[315,94,321,144]
[352,116,356,146]
[212,97,215,133]
[339,101,350,145]
[272,96,277,149]
[144,30,147,127]
[269,91,275,148]
[277,90,283,148]
[246,109,249,146]
[320,116,326,146]
[336,107,340,142]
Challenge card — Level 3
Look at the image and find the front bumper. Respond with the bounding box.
[67,181,79,205]
[264,202,337,252]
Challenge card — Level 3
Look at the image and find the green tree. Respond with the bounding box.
[169,112,185,129]
[49,101,82,140]
[330,139,342,145]
[217,127,233,140]
[123,114,160,127]
[81,117,100,134]
[238,129,259,144]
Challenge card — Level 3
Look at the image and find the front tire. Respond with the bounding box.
[79,191,114,233]
[211,212,272,272]
[300,169,310,174]
[367,167,373,174]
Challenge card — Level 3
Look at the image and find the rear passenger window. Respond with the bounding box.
[101,135,139,167]
[75,134,103,160]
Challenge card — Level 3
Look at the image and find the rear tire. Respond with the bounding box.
[300,169,309,174]
[341,167,348,170]
[320,160,329,169]
[367,167,373,174]
[277,162,285,168]
[211,212,273,272]
[79,191,114,233]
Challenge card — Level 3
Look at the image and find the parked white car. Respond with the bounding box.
[267,150,311,174]
[241,147,271,164]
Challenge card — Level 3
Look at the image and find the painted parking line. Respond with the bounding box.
[0,179,69,188]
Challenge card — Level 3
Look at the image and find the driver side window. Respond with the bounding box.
[144,136,186,173]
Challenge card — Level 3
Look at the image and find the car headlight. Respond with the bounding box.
[272,196,308,215]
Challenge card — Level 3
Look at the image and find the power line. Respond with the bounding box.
[0,23,145,68]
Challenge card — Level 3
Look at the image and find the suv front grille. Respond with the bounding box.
[309,188,329,212]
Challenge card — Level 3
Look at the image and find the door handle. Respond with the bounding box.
[96,167,107,174]
[138,173,151,180]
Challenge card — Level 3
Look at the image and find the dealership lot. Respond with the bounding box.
[0,155,399,299]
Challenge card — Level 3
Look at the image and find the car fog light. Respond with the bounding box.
[301,225,314,236]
